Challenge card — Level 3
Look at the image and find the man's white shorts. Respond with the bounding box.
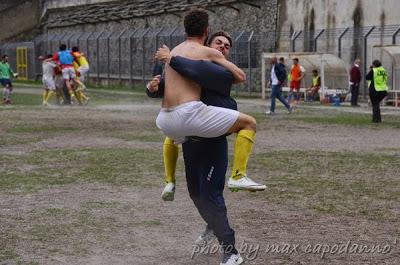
[42,77,56,91]
[78,65,89,82]
[62,67,76,80]
[156,101,239,144]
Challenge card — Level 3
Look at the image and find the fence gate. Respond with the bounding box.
[16,47,28,80]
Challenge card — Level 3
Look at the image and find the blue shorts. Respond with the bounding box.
[0,79,12,88]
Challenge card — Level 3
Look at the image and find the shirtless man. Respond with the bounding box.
[155,10,266,192]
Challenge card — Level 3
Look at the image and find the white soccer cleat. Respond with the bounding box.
[265,110,274,115]
[194,227,216,246]
[228,176,266,192]
[161,182,175,201]
[220,253,244,265]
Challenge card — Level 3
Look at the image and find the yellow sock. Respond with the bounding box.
[74,91,83,103]
[56,91,65,103]
[45,91,55,103]
[42,90,49,102]
[163,137,178,183]
[76,91,88,101]
[231,129,256,180]
[79,91,88,101]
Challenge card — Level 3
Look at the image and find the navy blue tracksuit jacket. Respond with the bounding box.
[147,56,238,254]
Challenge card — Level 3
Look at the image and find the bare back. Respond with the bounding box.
[162,41,215,108]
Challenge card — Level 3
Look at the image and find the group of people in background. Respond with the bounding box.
[267,56,388,123]
[40,44,90,106]
[266,57,309,115]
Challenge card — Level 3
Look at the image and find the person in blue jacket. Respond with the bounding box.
[147,31,244,265]
[266,57,293,115]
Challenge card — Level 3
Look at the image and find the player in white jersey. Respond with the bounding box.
[39,55,57,106]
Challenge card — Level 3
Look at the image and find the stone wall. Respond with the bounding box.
[277,0,400,64]
[0,0,41,42]
[278,0,400,32]
[43,0,278,35]
[43,0,117,9]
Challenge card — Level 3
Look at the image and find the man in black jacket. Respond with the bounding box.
[266,57,293,115]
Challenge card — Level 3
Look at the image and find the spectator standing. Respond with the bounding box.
[288,58,305,105]
[266,57,292,115]
[350,58,361,106]
[366,60,388,123]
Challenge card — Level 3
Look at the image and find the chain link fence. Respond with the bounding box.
[1,24,400,96]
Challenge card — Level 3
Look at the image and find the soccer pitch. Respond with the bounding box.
[1,85,400,265]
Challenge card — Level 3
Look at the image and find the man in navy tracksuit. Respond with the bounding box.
[147,32,243,264]
[266,57,292,115]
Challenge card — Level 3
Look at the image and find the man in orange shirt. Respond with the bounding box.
[288,58,305,105]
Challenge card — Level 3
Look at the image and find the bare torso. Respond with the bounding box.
[162,41,215,108]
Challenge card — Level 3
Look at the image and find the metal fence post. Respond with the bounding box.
[118,29,128,84]
[169,27,178,47]
[338,27,349,58]
[107,32,111,82]
[67,33,72,48]
[314,29,325,52]
[234,31,244,96]
[85,32,94,86]
[48,34,56,54]
[363,26,375,98]
[291,31,302,52]
[392,26,400,44]
[129,29,138,87]
[141,28,151,86]
[58,32,67,47]
[96,31,104,84]
[75,32,85,49]
[247,31,254,94]
[155,27,165,51]
[234,31,244,66]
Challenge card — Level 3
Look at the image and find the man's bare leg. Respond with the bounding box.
[65,79,76,104]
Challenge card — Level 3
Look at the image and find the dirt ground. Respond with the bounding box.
[0,86,399,265]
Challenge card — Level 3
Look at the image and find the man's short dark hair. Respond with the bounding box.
[293,58,299,62]
[71,46,79,52]
[59,44,67,51]
[312,69,318,74]
[46,54,53,59]
[207,31,233,47]
[372,59,382,67]
[2,55,8,59]
[279,57,285,62]
[184,10,209,37]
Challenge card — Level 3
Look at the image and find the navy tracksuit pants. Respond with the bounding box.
[182,136,237,254]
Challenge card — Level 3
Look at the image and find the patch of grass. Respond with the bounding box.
[44,207,69,217]
[0,135,42,146]
[251,150,400,220]
[82,201,120,210]
[112,131,164,142]
[295,113,400,128]
[8,93,42,106]
[14,79,42,86]
[0,148,163,192]
[85,89,148,105]
[88,83,146,93]
[7,126,78,134]
[30,224,74,243]
[137,219,162,227]
[0,250,19,263]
